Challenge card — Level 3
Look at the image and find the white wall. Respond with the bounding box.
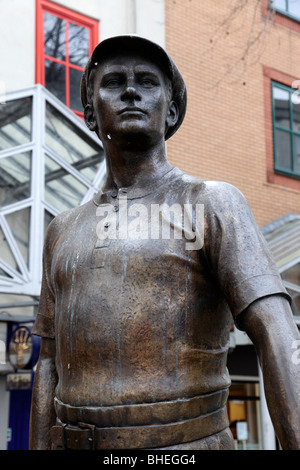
[0,0,165,96]
[56,0,165,45]
[0,0,36,94]
[135,0,165,47]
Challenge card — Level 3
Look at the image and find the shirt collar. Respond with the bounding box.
[93,167,180,205]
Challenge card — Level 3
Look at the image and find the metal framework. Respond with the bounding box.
[0,84,105,298]
[263,213,300,325]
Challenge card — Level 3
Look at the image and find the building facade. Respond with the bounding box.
[0,0,299,450]
[165,0,300,449]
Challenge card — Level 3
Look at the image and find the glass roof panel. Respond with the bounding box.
[5,207,31,268]
[45,102,104,182]
[0,97,32,151]
[0,152,31,207]
[44,154,89,212]
[0,226,20,273]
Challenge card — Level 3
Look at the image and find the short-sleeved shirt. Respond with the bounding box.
[32,167,289,407]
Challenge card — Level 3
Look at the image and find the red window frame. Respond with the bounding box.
[36,0,99,117]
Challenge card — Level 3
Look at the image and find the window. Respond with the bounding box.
[271,0,300,21]
[36,0,98,117]
[271,81,300,179]
[262,0,300,33]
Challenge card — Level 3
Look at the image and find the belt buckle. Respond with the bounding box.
[78,422,96,450]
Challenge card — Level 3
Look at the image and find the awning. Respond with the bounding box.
[262,213,300,271]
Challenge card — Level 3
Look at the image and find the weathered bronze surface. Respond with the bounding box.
[29,35,300,450]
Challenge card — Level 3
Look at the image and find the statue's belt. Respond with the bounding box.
[50,389,229,449]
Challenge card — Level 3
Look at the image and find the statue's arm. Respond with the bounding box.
[29,337,57,450]
[239,294,300,449]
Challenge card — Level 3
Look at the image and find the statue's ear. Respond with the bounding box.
[84,104,98,132]
[166,100,179,131]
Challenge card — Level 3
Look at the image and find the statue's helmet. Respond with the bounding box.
[80,35,187,140]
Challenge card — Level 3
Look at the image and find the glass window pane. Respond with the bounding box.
[0,152,31,207]
[292,100,300,133]
[45,154,88,212]
[68,22,89,67]
[293,135,300,174]
[273,0,287,11]
[6,207,31,268]
[69,68,83,111]
[44,12,66,61]
[273,86,290,129]
[275,129,292,170]
[45,103,104,182]
[45,60,66,104]
[0,97,32,151]
[288,0,300,17]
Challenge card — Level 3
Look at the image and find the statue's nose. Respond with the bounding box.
[121,85,141,101]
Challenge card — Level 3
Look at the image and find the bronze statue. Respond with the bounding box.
[29,35,300,450]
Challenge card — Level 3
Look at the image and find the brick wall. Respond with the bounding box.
[165,0,300,227]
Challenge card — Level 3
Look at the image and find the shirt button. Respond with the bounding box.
[111,189,117,198]
[119,188,128,194]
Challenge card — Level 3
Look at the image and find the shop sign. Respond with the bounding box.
[6,372,32,390]
[8,326,33,369]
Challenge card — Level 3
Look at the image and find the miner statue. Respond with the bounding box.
[29,35,300,450]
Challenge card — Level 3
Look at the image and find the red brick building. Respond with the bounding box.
[166,0,300,226]
[165,0,300,449]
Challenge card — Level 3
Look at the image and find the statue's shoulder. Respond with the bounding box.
[45,199,94,240]
[176,169,246,205]
[202,181,250,221]
[202,179,245,199]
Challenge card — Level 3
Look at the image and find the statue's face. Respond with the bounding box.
[89,52,177,146]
